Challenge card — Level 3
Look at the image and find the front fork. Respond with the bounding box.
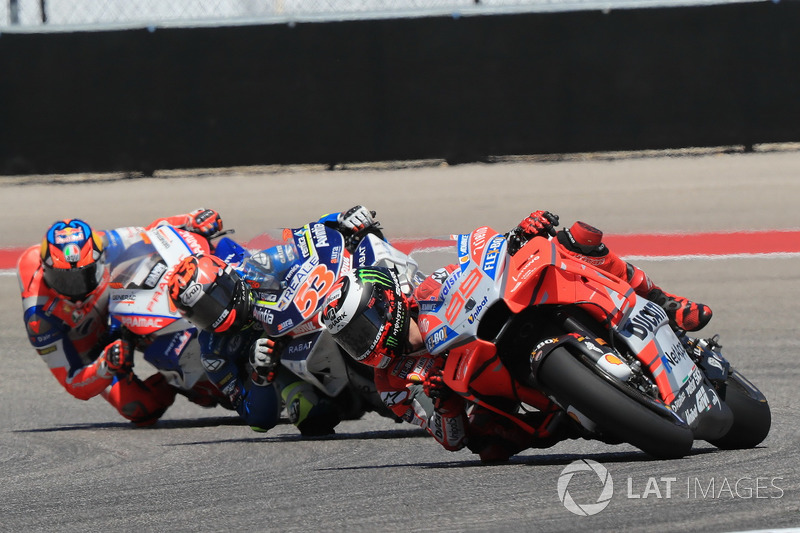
[680,333,731,399]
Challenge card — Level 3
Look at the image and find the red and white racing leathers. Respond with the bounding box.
[375,352,468,451]
[372,264,469,451]
[17,214,210,424]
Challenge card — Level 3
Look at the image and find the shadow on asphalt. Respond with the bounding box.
[160,427,431,446]
[14,415,246,432]
[318,446,724,470]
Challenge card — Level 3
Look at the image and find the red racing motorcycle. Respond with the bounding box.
[417,226,770,458]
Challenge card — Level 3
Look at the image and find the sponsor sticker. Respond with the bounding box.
[180,283,203,307]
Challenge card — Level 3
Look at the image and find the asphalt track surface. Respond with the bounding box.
[1,148,799,532]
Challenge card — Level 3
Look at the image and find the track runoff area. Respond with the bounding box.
[2,229,800,275]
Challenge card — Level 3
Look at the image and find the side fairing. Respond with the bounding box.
[617,297,700,403]
[143,328,205,389]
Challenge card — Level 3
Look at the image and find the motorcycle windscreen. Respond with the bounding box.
[240,244,299,292]
[109,243,162,288]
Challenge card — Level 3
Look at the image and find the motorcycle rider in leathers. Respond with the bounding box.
[166,206,387,436]
[17,209,226,426]
[319,210,713,462]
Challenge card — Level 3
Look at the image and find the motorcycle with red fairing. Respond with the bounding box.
[417,225,770,458]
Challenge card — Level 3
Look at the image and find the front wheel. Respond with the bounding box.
[707,369,771,450]
[536,347,694,459]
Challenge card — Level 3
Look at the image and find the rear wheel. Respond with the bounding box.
[537,346,694,459]
[707,370,771,449]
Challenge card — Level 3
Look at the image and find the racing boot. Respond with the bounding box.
[625,263,712,332]
[467,406,539,463]
[107,373,178,426]
[557,221,713,332]
[276,376,340,437]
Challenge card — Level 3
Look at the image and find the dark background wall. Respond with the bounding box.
[1,1,798,174]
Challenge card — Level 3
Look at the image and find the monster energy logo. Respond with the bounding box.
[386,337,399,348]
[357,269,393,288]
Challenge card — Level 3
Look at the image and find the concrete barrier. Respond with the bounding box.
[1,1,798,174]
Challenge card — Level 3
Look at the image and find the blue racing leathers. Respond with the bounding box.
[198,322,281,431]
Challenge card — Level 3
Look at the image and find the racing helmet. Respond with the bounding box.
[40,219,106,300]
[168,254,252,333]
[320,267,410,369]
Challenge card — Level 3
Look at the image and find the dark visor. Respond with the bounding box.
[185,273,242,331]
[43,261,103,300]
[332,301,390,362]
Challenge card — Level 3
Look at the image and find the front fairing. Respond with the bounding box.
[107,226,254,388]
[515,236,729,434]
[418,227,507,355]
[249,223,347,337]
[278,329,349,397]
[517,237,730,437]
[614,296,729,438]
[107,226,205,336]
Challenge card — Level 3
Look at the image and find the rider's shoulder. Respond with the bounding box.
[17,245,42,285]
